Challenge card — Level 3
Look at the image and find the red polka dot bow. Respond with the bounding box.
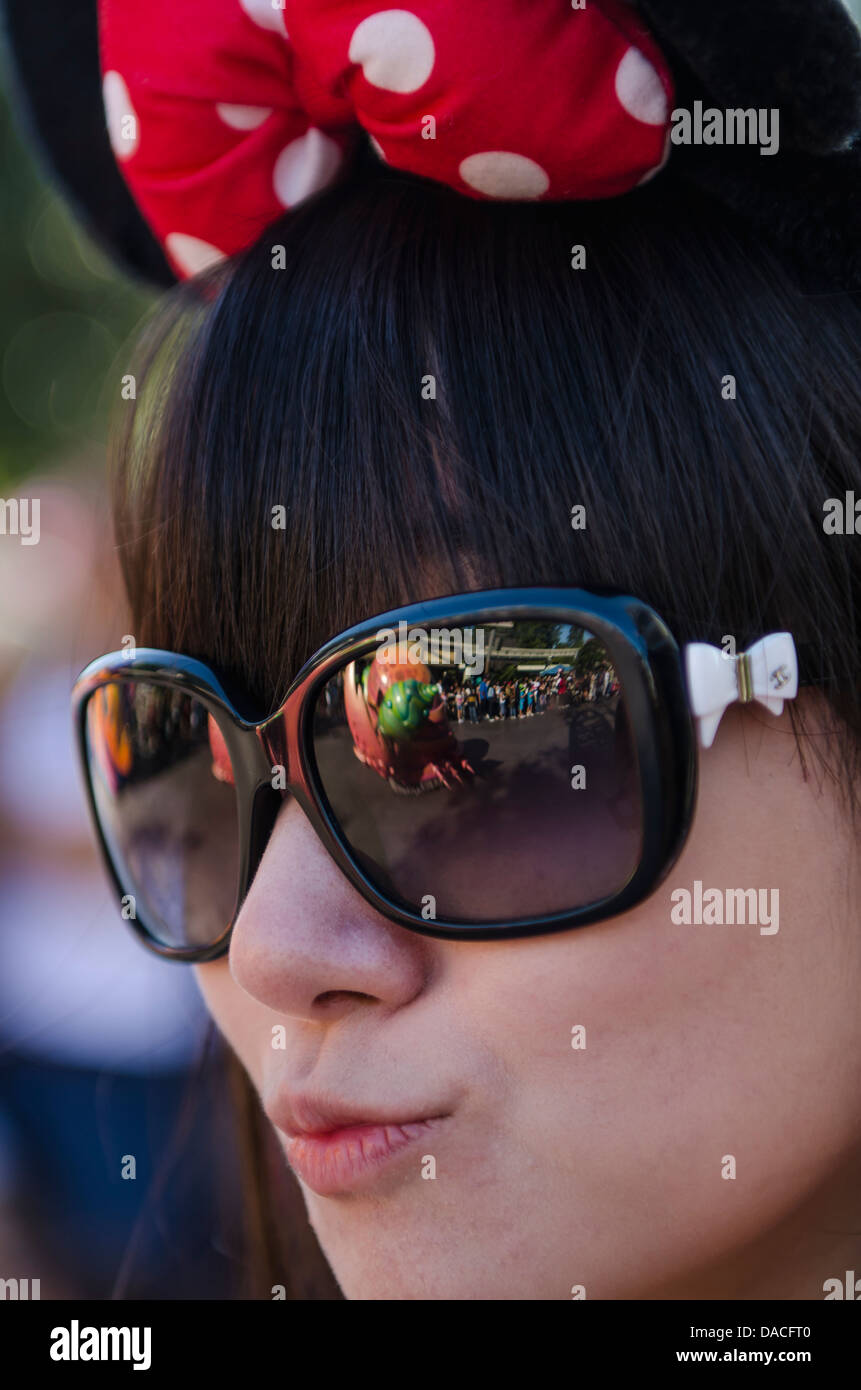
[99,0,675,280]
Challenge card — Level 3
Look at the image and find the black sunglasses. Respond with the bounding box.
[71,587,801,961]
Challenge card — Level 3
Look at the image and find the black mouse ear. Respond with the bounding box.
[639,0,861,155]
[672,138,861,291]
[638,0,861,287]
[0,0,176,287]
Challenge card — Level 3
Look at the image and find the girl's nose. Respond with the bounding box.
[227,796,432,1024]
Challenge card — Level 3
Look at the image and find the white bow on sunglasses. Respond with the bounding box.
[685,634,799,749]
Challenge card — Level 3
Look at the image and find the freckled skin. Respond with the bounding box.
[196,698,861,1300]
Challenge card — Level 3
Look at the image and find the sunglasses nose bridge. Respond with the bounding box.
[254,687,312,799]
[253,716,288,795]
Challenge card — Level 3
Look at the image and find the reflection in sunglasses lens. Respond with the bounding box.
[86,683,240,948]
[311,620,642,922]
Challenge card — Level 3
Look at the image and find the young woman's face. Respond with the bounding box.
[195,693,861,1300]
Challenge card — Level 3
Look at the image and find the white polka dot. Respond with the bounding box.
[272,129,343,206]
[165,233,228,277]
[458,152,550,199]
[348,10,435,94]
[615,47,668,126]
[368,134,387,162]
[239,0,288,36]
[637,130,673,185]
[216,103,273,130]
[102,71,139,162]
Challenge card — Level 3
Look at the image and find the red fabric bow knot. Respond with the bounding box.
[99,0,674,279]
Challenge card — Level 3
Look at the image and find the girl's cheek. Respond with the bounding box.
[194,958,266,1082]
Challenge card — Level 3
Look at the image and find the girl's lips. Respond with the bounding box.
[283,1117,446,1196]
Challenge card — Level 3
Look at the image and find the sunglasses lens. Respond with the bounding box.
[84,682,241,950]
[310,621,643,924]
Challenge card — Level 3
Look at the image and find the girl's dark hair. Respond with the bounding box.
[113,151,861,757]
[109,149,861,1292]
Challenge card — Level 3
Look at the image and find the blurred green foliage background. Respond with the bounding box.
[0,67,153,491]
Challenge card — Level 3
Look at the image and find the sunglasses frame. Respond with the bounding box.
[72,587,698,961]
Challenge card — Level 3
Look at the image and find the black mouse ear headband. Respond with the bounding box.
[638,0,861,288]
[1,0,860,289]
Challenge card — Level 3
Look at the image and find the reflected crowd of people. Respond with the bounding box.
[445,668,618,725]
